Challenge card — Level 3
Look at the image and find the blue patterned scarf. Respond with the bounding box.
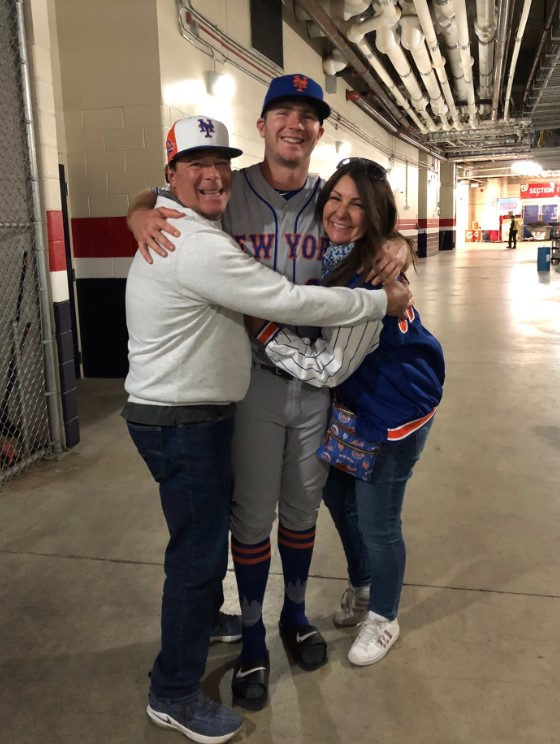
[321,241,355,280]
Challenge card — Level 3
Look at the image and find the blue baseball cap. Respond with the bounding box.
[261,74,331,123]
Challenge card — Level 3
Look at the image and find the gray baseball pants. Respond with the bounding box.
[231,364,331,544]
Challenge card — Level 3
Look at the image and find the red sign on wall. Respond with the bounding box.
[520,182,560,199]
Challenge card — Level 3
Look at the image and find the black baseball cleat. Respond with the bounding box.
[231,654,270,711]
[278,622,328,670]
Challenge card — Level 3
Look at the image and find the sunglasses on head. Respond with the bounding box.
[336,157,387,181]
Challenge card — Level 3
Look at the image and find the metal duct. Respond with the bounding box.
[412,0,463,128]
[491,0,514,121]
[474,0,496,106]
[298,0,414,129]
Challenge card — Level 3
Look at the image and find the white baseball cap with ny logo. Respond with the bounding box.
[165,116,243,164]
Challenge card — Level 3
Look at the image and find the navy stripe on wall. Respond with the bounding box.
[53,300,80,447]
[76,279,129,378]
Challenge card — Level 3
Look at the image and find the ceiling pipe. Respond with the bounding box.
[451,0,478,126]
[323,47,349,75]
[347,90,399,132]
[411,0,463,129]
[491,0,514,121]
[399,12,449,118]
[503,0,533,120]
[432,0,469,103]
[339,44,430,132]
[374,25,438,129]
[298,0,415,130]
[342,0,372,17]
[521,0,560,111]
[347,0,400,36]
[348,2,438,130]
[474,0,497,111]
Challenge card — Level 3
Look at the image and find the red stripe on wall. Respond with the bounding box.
[439,218,456,228]
[418,218,441,229]
[71,216,137,258]
[396,219,418,231]
[47,210,67,272]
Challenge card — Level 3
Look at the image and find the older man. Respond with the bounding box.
[124,114,409,741]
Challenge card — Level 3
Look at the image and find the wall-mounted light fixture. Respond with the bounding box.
[335,140,352,158]
[204,71,236,101]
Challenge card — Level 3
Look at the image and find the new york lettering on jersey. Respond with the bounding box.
[233,233,329,265]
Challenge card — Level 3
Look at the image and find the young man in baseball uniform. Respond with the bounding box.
[127,75,410,711]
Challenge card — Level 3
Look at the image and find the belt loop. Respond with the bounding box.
[256,363,291,380]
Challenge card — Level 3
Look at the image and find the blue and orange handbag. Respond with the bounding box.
[316,401,380,482]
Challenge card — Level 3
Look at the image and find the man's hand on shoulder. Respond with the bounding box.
[384,280,412,319]
[127,191,185,264]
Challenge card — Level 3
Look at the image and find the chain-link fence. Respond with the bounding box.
[0,0,53,482]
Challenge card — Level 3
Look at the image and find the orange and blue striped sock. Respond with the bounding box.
[231,535,271,660]
[278,523,316,628]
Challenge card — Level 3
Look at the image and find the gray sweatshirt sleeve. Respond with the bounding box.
[176,224,388,326]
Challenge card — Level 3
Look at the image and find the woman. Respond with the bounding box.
[248,157,445,667]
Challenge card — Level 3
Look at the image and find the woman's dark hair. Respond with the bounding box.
[316,158,414,287]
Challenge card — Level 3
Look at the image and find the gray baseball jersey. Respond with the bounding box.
[224,164,327,366]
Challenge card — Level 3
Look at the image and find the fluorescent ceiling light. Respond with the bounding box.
[510,160,543,177]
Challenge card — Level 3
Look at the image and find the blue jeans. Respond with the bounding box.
[323,420,433,620]
[127,416,234,698]
[322,469,371,588]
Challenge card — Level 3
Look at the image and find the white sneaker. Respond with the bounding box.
[333,583,370,626]
[347,611,400,666]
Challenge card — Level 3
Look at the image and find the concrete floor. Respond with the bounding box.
[1,242,559,744]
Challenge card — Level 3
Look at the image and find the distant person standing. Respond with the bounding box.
[508,213,520,249]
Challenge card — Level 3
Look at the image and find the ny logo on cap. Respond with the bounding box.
[198,118,215,138]
[292,75,308,93]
